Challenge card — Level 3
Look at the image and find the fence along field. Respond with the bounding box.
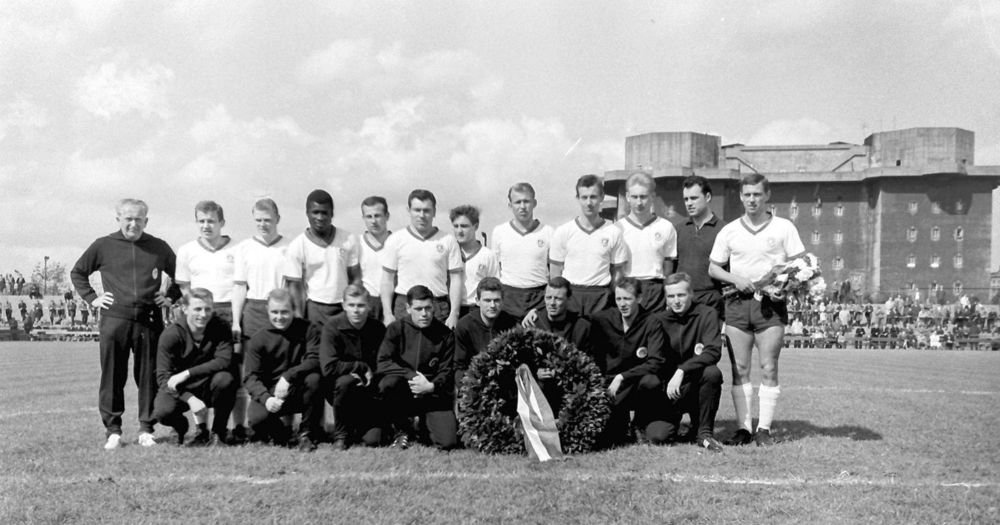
[0,343,997,523]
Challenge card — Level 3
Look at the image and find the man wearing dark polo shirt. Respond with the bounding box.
[675,176,725,320]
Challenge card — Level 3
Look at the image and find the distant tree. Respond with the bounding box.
[30,260,67,296]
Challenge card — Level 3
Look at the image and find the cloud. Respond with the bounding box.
[943,2,1000,55]
[0,96,49,142]
[746,118,845,145]
[75,55,174,120]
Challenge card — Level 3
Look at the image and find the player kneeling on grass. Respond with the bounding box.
[153,288,237,446]
[377,285,458,450]
[658,273,725,452]
[320,283,387,450]
[590,277,674,447]
[243,289,324,451]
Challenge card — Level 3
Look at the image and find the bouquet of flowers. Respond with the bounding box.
[722,253,826,301]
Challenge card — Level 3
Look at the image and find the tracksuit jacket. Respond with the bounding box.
[590,308,671,379]
[319,313,387,379]
[244,318,321,404]
[70,231,180,323]
[532,310,593,354]
[453,308,518,373]
[657,303,722,376]
[377,316,455,400]
[155,315,233,395]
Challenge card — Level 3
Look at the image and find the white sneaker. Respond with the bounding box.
[137,432,157,447]
[104,434,122,450]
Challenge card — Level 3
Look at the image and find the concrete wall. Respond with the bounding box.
[624,132,720,171]
[866,128,975,168]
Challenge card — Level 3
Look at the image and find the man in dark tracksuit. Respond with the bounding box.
[453,277,518,388]
[244,289,324,451]
[531,277,593,353]
[320,284,387,449]
[590,277,674,447]
[658,272,725,452]
[153,288,236,445]
[377,285,458,450]
[71,198,180,449]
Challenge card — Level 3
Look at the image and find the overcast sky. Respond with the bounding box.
[2,0,999,281]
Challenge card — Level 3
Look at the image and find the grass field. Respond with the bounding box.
[1,342,998,524]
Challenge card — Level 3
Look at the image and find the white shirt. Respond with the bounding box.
[382,226,463,297]
[709,215,806,282]
[490,220,552,288]
[461,244,500,305]
[176,237,237,303]
[284,228,360,304]
[359,232,389,297]
[549,218,629,287]
[233,235,292,301]
[618,215,677,280]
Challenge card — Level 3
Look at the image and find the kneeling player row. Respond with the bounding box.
[156,274,726,452]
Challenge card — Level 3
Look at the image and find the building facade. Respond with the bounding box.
[604,127,1000,301]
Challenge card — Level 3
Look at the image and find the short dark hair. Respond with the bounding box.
[407,189,436,209]
[361,196,388,214]
[406,285,434,305]
[546,276,572,297]
[181,287,214,306]
[614,276,642,297]
[682,176,712,197]
[306,189,334,208]
[507,182,536,201]
[665,272,692,288]
[195,201,224,222]
[575,174,604,197]
[739,173,769,193]
[476,277,503,299]
[450,205,480,225]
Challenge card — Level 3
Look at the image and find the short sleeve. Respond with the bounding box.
[784,222,806,258]
[485,249,500,277]
[709,227,730,266]
[610,227,628,266]
[447,235,463,272]
[549,225,568,264]
[381,233,399,272]
[346,233,361,267]
[283,236,305,281]
[662,222,678,259]
[175,244,192,283]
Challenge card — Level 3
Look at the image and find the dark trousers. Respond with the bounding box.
[248,372,324,442]
[500,284,545,319]
[569,286,610,318]
[670,365,723,440]
[306,300,343,327]
[240,300,270,342]
[366,295,383,324]
[152,370,237,435]
[378,374,458,450]
[598,373,671,447]
[98,315,162,436]
[637,278,665,312]
[327,375,384,446]
[392,294,450,324]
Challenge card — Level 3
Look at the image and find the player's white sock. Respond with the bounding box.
[732,382,754,432]
[756,384,781,431]
[193,411,208,426]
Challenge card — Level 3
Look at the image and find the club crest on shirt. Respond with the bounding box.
[537,239,545,248]
[694,343,704,356]
[226,254,235,263]
[766,237,777,248]
[654,232,662,241]
[151,268,159,280]
[436,243,445,253]
[476,263,486,276]
[636,346,648,359]
[601,237,609,247]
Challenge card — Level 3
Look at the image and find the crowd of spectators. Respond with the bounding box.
[1,274,98,338]
[785,292,998,350]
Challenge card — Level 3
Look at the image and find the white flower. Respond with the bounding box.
[795,268,814,281]
[775,274,790,284]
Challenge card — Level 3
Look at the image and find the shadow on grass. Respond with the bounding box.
[713,419,883,442]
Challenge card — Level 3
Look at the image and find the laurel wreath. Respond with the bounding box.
[457,327,611,455]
